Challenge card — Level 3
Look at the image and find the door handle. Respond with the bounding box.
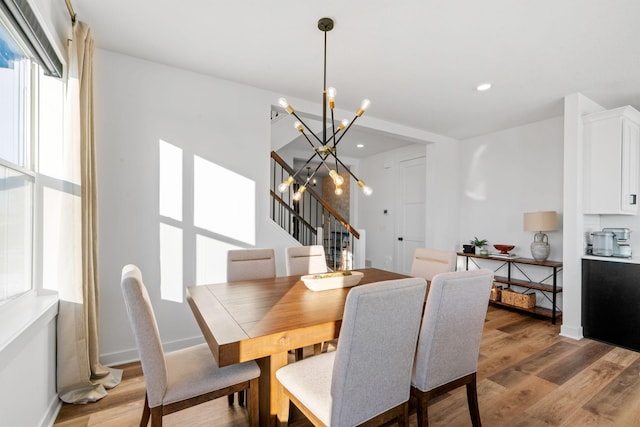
[398,237,403,241]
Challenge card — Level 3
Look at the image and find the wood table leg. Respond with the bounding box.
[257,352,290,427]
[273,351,290,427]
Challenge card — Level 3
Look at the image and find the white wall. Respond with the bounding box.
[93,49,296,362]
[457,117,564,258]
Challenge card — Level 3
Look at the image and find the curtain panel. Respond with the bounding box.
[57,20,122,404]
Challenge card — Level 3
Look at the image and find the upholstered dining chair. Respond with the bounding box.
[276,277,427,427]
[285,244,333,356]
[226,248,275,405]
[410,248,457,286]
[411,269,494,427]
[227,248,276,282]
[120,264,260,427]
[285,245,329,276]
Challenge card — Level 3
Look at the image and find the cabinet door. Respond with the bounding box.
[583,117,624,214]
[582,259,640,352]
[621,118,640,213]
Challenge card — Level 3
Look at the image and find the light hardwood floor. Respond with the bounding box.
[54,306,640,426]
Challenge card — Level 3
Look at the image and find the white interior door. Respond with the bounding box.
[397,156,426,274]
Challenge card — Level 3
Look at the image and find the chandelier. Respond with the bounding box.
[277,17,372,201]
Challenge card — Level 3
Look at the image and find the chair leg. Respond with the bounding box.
[140,394,151,427]
[238,390,245,406]
[150,406,163,427]
[227,393,234,406]
[413,390,429,427]
[466,374,481,427]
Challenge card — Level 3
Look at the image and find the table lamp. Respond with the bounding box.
[523,211,558,261]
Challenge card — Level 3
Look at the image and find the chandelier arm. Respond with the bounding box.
[300,131,321,152]
[292,152,321,179]
[303,161,324,186]
[334,113,361,147]
[330,108,338,173]
[292,112,323,145]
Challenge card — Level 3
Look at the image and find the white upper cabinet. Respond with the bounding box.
[583,106,640,215]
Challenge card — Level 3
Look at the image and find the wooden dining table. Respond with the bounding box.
[186,267,410,426]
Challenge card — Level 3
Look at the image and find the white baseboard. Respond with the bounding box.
[41,395,62,427]
[560,324,584,341]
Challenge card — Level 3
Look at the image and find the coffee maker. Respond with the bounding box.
[603,228,632,258]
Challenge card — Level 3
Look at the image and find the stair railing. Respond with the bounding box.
[270,151,360,270]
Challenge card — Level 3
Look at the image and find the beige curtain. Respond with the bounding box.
[57,20,122,404]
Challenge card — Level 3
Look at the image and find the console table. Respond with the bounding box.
[457,252,563,324]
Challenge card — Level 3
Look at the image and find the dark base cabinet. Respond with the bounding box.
[582,259,640,352]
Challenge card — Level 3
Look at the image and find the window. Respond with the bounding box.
[0,17,34,304]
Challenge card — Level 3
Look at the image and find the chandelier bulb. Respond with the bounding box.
[329,169,344,186]
[293,185,307,201]
[294,121,304,132]
[327,87,336,109]
[278,176,294,193]
[335,185,343,196]
[357,180,373,196]
[278,97,295,114]
[337,118,349,131]
[356,99,371,117]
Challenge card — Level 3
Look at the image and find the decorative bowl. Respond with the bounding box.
[493,244,515,254]
[301,271,363,291]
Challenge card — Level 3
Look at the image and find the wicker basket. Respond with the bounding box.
[490,285,502,302]
[501,289,536,308]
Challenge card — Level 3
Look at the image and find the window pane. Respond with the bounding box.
[0,22,30,168]
[0,164,33,303]
[39,73,76,182]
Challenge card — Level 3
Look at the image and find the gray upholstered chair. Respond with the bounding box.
[120,264,260,427]
[285,245,332,357]
[410,247,458,285]
[226,248,275,405]
[227,248,276,282]
[411,269,494,427]
[276,277,427,426]
[285,245,329,276]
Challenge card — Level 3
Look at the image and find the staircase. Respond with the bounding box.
[270,151,360,270]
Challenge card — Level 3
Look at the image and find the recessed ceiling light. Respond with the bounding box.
[476,83,492,92]
[357,144,364,148]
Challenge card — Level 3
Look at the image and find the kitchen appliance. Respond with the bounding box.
[591,231,614,256]
[591,228,632,258]
[603,227,632,258]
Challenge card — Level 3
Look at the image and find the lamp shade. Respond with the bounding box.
[523,211,558,232]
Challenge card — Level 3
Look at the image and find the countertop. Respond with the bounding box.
[583,254,640,264]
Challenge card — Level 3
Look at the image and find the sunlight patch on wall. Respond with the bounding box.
[160,223,183,303]
[195,235,239,285]
[464,144,488,201]
[193,156,255,245]
[159,140,182,221]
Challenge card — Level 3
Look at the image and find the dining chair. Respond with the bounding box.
[120,264,260,427]
[276,277,427,426]
[410,248,457,285]
[285,244,333,356]
[226,248,275,405]
[227,248,276,282]
[411,268,494,427]
[285,245,329,276]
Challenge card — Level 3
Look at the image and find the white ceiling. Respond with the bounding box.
[73,0,640,143]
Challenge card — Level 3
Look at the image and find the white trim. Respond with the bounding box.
[560,325,584,341]
[0,290,57,360]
